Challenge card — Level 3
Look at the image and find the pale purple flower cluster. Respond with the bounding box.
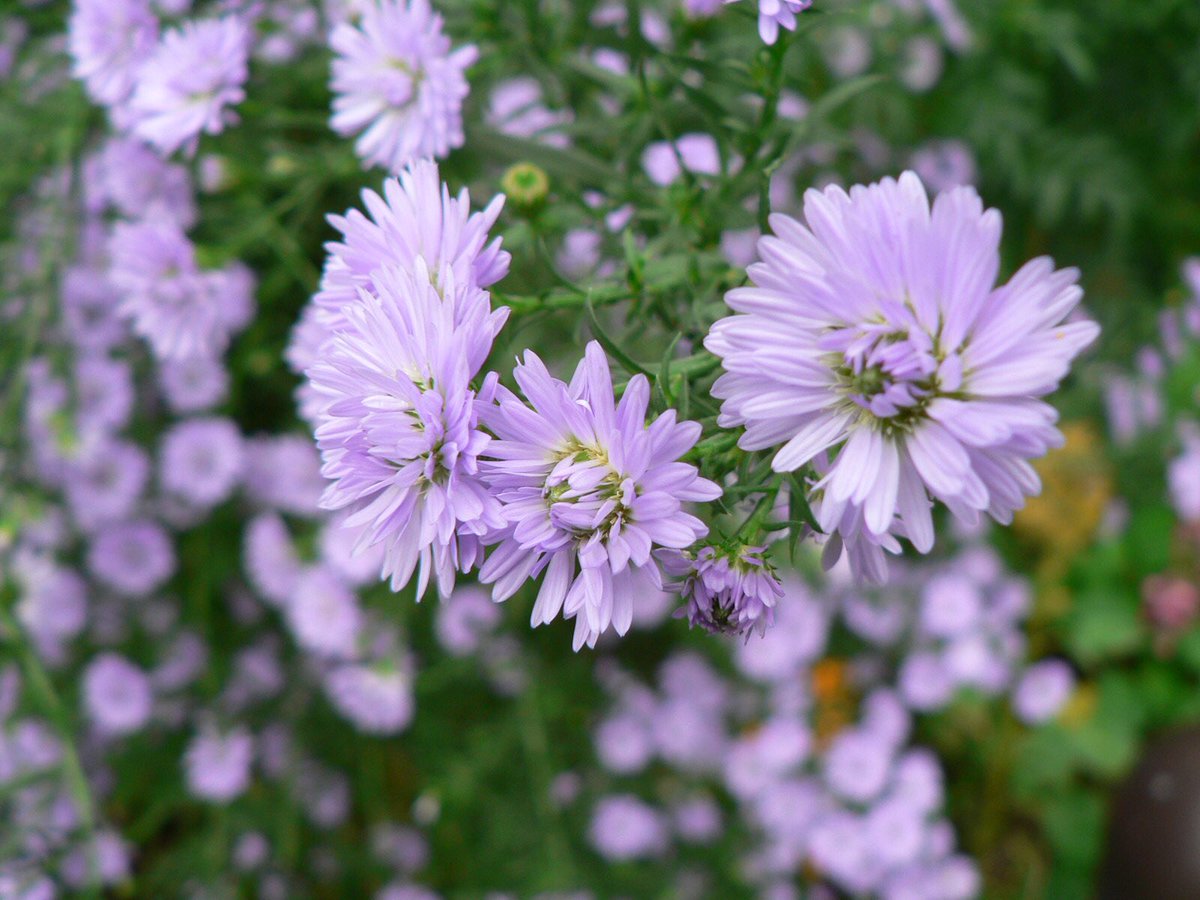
[185,725,255,802]
[329,0,477,173]
[68,3,251,156]
[108,218,255,362]
[840,544,1073,724]
[4,75,433,887]
[661,544,783,638]
[588,636,980,897]
[128,16,250,155]
[480,342,721,650]
[708,172,1099,582]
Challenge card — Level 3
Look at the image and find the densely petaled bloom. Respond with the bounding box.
[108,220,229,360]
[480,342,721,650]
[660,544,783,638]
[707,172,1099,582]
[286,565,362,659]
[82,653,153,737]
[329,0,477,172]
[159,416,245,508]
[84,136,196,226]
[323,661,414,735]
[67,0,158,108]
[312,158,509,323]
[726,0,813,45]
[88,519,176,596]
[308,262,508,598]
[128,16,251,156]
[290,159,509,419]
[184,726,254,802]
[1011,659,1074,725]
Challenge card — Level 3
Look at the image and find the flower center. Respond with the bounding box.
[822,319,963,433]
[382,58,422,108]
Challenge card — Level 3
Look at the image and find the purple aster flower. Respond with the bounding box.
[319,513,387,586]
[84,136,196,226]
[822,727,894,804]
[285,565,362,659]
[673,795,723,844]
[308,262,508,599]
[434,583,501,656]
[232,831,270,872]
[661,544,783,638]
[128,16,251,156]
[589,794,668,861]
[88,519,175,596]
[684,0,724,17]
[60,829,131,889]
[595,711,655,774]
[65,437,149,532]
[243,512,301,606]
[918,570,982,639]
[487,77,572,148]
[73,354,134,434]
[865,797,928,868]
[1012,659,1074,725]
[329,0,477,173]
[323,661,414,735]
[82,653,153,737]
[890,748,945,815]
[306,158,509,337]
[108,220,228,360]
[15,563,88,654]
[159,416,244,508]
[68,0,158,108]
[60,265,128,352]
[807,812,876,893]
[209,260,257,334]
[242,435,324,517]
[294,761,351,828]
[642,133,721,186]
[184,725,254,802]
[706,172,1099,582]
[152,631,208,692]
[724,717,810,799]
[897,652,953,711]
[158,354,229,413]
[910,140,977,194]
[480,342,720,650]
[727,0,813,45]
[1169,437,1200,522]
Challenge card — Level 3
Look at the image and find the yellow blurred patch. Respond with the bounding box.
[1014,421,1113,575]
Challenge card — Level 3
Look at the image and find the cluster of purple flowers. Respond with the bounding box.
[839,545,1075,724]
[296,159,723,648]
[584,634,980,896]
[69,1,250,156]
[3,50,432,892]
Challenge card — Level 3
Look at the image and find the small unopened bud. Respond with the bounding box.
[501,162,549,208]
